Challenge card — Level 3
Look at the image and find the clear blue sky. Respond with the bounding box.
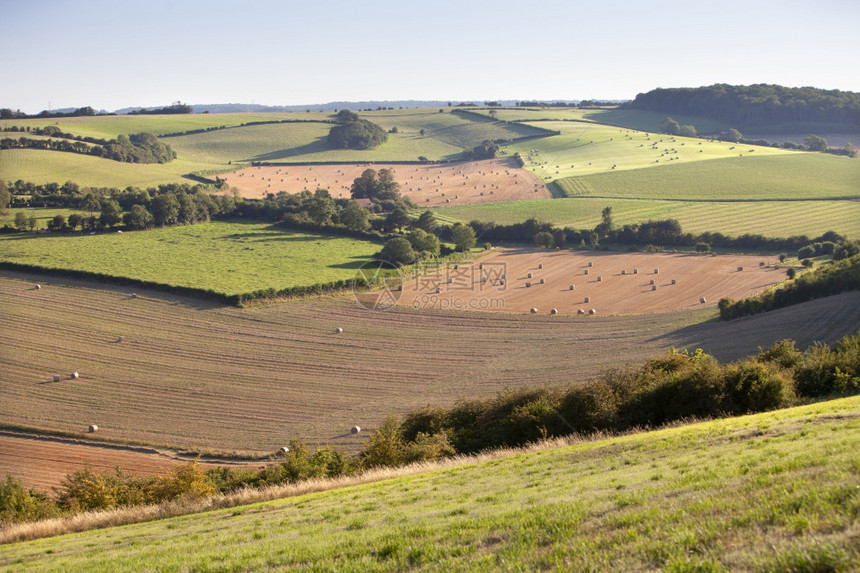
[2,0,858,113]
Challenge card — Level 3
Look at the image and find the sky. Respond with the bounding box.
[2,0,859,113]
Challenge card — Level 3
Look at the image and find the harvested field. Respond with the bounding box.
[0,432,247,492]
[219,157,550,206]
[399,249,784,315]
[2,271,858,469]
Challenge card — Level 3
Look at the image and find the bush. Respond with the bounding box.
[724,360,794,413]
[694,242,710,253]
[0,475,59,524]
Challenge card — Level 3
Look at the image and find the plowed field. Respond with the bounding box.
[398,249,784,315]
[220,157,550,206]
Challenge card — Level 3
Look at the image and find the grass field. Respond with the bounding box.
[2,396,857,571]
[554,154,860,201]
[0,220,383,295]
[431,197,860,239]
[2,271,858,458]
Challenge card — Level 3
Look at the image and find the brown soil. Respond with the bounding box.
[398,249,785,315]
[219,157,550,206]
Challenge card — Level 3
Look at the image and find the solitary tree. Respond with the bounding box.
[378,237,417,266]
[803,134,828,152]
[14,211,28,230]
[451,223,477,252]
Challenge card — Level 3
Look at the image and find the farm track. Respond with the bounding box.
[2,271,858,491]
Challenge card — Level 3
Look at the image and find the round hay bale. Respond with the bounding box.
[588,261,593,267]
[649,279,655,285]
[584,296,590,303]
[52,375,61,382]
[280,446,290,453]
[538,263,543,269]
[621,270,626,275]
[335,327,343,334]
[116,336,124,343]
[569,284,575,290]
[671,279,676,285]
[651,285,657,291]
[499,279,505,286]
[350,426,361,434]
[737,266,743,272]
[131,293,138,299]
[34,284,41,290]
[525,282,531,288]
[654,268,659,274]
[633,268,638,274]
[597,276,602,282]
[70,372,79,380]
[550,308,558,315]
[435,287,441,294]
[577,309,585,315]
[589,308,596,315]
[527,272,533,279]
[88,425,98,433]
[539,278,545,284]
[759,261,765,267]
[530,308,538,314]
[700,296,707,304]
[584,269,589,275]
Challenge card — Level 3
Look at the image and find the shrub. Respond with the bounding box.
[797,245,815,259]
[0,475,59,524]
[758,339,803,369]
[724,360,794,413]
[556,381,618,433]
[694,242,710,253]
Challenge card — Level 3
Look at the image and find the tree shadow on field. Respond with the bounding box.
[248,138,330,162]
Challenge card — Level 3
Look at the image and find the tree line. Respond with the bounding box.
[0,131,175,164]
[2,329,857,526]
[625,84,860,131]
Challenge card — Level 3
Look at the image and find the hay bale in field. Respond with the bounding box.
[621,270,626,275]
[351,426,361,434]
[569,284,575,290]
[671,279,676,285]
[116,336,124,343]
[584,296,590,303]
[584,269,589,275]
[578,309,585,315]
[589,308,596,315]
[525,282,531,287]
[530,308,538,314]
[633,268,638,274]
[435,287,441,294]
[88,425,98,433]
[335,327,343,334]
[652,285,657,291]
[588,261,593,267]
[737,266,743,272]
[550,308,558,315]
[527,272,533,279]
[280,446,290,453]
[70,372,79,379]
[538,263,543,269]
[654,268,659,274]
[34,284,41,290]
[597,276,602,282]
[700,297,707,304]
[499,279,505,286]
[539,278,545,284]
[649,279,655,285]
[759,261,765,267]
[52,375,61,382]
[131,293,137,298]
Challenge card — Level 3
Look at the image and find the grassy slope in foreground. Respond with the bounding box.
[2,397,858,571]
[0,220,382,296]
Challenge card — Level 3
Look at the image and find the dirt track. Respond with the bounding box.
[220,157,550,206]
[398,249,784,315]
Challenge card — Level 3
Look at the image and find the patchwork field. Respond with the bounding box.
[221,157,550,206]
[398,249,784,315]
[2,271,858,465]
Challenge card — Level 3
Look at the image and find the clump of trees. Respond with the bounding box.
[0,131,175,164]
[465,140,499,160]
[660,117,697,137]
[327,110,388,150]
[127,102,192,115]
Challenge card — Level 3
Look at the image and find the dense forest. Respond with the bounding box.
[624,84,860,132]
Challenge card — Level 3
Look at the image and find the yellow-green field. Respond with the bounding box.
[2,396,857,571]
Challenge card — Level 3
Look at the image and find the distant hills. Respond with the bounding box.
[624,84,860,134]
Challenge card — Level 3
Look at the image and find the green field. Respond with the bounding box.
[0,220,383,295]
[2,396,857,571]
[431,197,860,239]
[553,154,860,201]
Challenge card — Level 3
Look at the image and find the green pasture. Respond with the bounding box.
[0,149,217,188]
[3,396,857,571]
[0,220,383,295]
[504,121,791,181]
[554,153,860,201]
[431,197,860,239]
